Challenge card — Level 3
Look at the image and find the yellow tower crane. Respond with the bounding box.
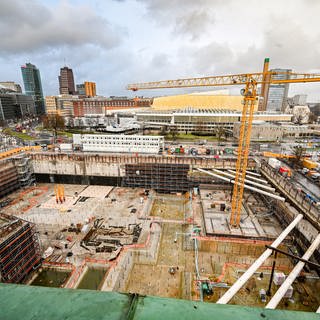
[127,60,320,228]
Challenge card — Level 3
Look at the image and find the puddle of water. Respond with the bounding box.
[77,268,107,290]
[30,269,71,288]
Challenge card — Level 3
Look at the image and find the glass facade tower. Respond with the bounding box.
[21,63,45,115]
[266,68,291,112]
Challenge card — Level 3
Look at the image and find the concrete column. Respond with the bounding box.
[216,214,303,304]
[266,233,320,309]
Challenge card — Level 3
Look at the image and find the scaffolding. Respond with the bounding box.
[0,161,20,198]
[123,163,193,193]
[0,155,35,200]
[0,213,41,283]
[13,156,35,187]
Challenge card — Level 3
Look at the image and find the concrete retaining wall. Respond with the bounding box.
[30,153,256,178]
[260,162,320,229]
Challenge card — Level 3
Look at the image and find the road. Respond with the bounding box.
[278,159,320,203]
[291,171,320,202]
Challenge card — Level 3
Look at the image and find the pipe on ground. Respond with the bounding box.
[227,170,266,183]
[266,233,320,309]
[196,168,284,201]
[214,169,274,191]
[216,214,303,304]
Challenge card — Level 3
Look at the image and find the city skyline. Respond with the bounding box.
[1,0,320,101]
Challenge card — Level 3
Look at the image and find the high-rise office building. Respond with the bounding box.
[0,93,35,121]
[59,66,75,95]
[76,82,96,97]
[21,63,45,115]
[76,84,85,95]
[84,81,96,97]
[292,94,307,106]
[266,68,291,112]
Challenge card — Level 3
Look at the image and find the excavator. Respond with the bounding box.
[128,58,320,228]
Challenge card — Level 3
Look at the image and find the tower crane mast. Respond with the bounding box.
[127,61,320,228]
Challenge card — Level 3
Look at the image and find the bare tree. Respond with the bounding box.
[66,117,74,128]
[169,125,178,141]
[160,125,168,136]
[291,145,306,168]
[295,114,304,125]
[308,112,318,124]
[42,113,65,144]
[215,126,226,145]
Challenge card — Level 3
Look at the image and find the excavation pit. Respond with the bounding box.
[30,268,71,288]
[76,267,108,290]
[5,182,319,313]
[150,194,189,220]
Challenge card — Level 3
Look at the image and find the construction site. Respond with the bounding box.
[0,167,318,313]
[0,61,320,318]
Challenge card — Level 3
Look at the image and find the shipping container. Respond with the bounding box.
[279,166,291,177]
[268,158,281,170]
[59,143,73,151]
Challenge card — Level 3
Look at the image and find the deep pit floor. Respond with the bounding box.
[2,184,319,312]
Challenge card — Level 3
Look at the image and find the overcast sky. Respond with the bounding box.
[1,0,320,101]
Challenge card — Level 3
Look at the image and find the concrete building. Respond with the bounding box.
[45,96,58,114]
[0,82,22,93]
[0,93,35,121]
[45,95,79,117]
[76,82,96,97]
[282,124,317,139]
[292,94,307,106]
[136,108,292,133]
[59,66,76,95]
[21,63,45,115]
[266,68,291,112]
[233,121,283,142]
[73,97,151,117]
[76,84,85,95]
[57,98,74,117]
[73,134,164,154]
[233,121,319,141]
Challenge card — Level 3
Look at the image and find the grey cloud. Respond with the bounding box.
[139,0,228,11]
[174,10,213,40]
[0,0,122,54]
[151,53,170,68]
[173,42,235,81]
[235,19,320,73]
[172,15,320,98]
[137,0,228,38]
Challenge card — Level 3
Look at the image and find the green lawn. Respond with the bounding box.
[166,133,222,142]
[3,128,34,141]
[57,130,73,138]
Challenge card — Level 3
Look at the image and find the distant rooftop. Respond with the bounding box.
[137,107,291,116]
